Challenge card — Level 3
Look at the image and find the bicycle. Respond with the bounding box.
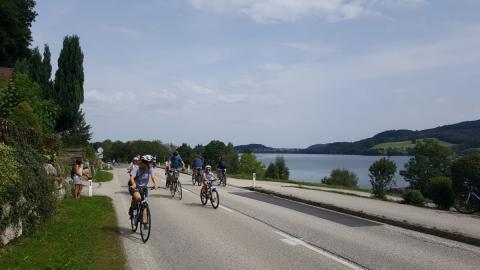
[454,184,480,214]
[218,169,227,187]
[130,186,154,243]
[200,180,219,209]
[192,168,202,186]
[168,169,183,200]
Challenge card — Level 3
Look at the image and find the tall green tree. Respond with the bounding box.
[0,0,37,66]
[239,152,265,176]
[61,110,91,146]
[275,156,289,180]
[40,44,53,99]
[369,158,397,199]
[400,139,453,193]
[177,143,192,165]
[204,140,226,167]
[53,35,84,132]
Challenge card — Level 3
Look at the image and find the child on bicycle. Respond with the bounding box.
[202,165,217,192]
[129,155,159,217]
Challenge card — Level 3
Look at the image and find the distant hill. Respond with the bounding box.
[237,119,480,155]
[305,119,480,155]
[234,144,301,154]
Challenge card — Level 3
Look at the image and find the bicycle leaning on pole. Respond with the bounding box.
[454,182,480,214]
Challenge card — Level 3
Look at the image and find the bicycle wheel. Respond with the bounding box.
[222,176,226,187]
[176,181,183,200]
[140,205,151,243]
[210,190,219,209]
[192,174,195,185]
[130,207,139,232]
[196,175,202,186]
[454,192,480,214]
[200,189,208,205]
[171,181,176,197]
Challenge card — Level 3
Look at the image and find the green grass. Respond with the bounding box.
[229,174,372,192]
[372,138,453,150]
[94,170,113,182]
[0,196,125,270]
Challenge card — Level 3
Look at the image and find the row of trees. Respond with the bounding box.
[319,139,480,209]
[0,1,89,146]
[93,139,290,180]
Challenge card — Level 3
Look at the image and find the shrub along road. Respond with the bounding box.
[95,166,480,270]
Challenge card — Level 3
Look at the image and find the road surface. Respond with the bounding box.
[97,167,480,270]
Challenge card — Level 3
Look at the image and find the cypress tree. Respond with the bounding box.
[27,47,43,83]
[53,35,84,132]
[40,44,53,99]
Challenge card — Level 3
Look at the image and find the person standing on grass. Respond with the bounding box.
[72,160,83,199]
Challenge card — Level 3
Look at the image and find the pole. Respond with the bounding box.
[88,180,93,197]
[253,173,256,189]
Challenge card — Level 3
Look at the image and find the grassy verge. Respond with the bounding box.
[229,174,372,192]
[0,196,125,270]
[95,170,113,182]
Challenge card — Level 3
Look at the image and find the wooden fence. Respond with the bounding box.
[0,118,57,149]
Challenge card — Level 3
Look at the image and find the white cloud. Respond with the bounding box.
[190,0,427,23]
[284,42,337,54]
[100,24,141,38]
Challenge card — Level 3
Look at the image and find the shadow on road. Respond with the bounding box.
[102,226,144,243]
[230,191,381,227]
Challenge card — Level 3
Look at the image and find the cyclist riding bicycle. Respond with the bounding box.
[217,157,227,181]
[127,155,140,173]
[129,155,159,218]
[192,155,203,178]
[167,151,185,189]
[202,165,217,192]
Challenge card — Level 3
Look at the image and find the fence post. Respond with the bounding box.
[88,180,93,197]
[253,172,256,189]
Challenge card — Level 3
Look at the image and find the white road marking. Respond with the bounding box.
[219,205,234,213]
[274,231,365,270]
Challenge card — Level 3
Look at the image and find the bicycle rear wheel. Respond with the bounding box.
[130,207,139,232]
[454,192,480,214]
[176,181,183,200]
[210,190,219,209]
[192,174,195,185]
[140,205,151,243]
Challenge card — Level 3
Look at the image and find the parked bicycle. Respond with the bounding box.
[130,186,154,243]
[168,169,183,200]
[200,180,219,209]
[454,184,480,214]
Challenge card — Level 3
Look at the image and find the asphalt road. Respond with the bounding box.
[99,168,480,270]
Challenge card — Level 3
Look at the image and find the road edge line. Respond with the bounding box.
[247,187,480,247]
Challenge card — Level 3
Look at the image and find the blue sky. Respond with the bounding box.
[31,0,480,148]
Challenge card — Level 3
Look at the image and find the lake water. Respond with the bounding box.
[255,153,411,188]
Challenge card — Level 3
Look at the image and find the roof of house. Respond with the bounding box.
[0,67,14,84]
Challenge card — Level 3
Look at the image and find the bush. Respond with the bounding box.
[0,143,56,240]
[402,189,425,206]
[400,139,453,193]
[426,176,454,209]
[451,153,480,193]
[369,158,397,199]
[322,168,358,188]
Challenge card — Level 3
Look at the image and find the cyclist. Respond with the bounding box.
[127,155,140,173]
[129,155,159,218]
[202,165,217,192]
[216,157,227,182]
[167,151,185,189]
[192,155,203,182]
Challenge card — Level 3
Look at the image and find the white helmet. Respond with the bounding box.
[141,155,154,163]
[206,165,212,169]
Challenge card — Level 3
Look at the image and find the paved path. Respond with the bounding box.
[225,177,480,240]
[94,167,480,270]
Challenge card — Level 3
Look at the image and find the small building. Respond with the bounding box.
[0,67,14,85]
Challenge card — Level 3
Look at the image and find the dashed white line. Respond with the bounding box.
[274,231,365,270]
